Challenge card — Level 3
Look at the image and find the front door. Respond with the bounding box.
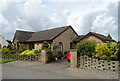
[29,43,34,50]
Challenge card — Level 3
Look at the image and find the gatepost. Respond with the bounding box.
[70,49,78,68]
[39,49,48,64]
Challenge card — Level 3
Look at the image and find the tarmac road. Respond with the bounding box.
[1,60,119,80]
[2,64,78,79]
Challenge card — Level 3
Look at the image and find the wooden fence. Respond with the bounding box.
[2,54,41,61]
[78,55,120,72]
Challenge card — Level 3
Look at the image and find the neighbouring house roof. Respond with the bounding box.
[0,35,9,48]
[73,35,85,42]
[13,25,78,43]
[89,32,116,42]
[73,32,116,42]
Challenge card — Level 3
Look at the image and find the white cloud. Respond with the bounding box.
[42,0,119,3]
[75,2,118,40]
[0,0,118,41]
[0,0,71,40]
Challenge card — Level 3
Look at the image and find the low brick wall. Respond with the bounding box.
[2,54,41,61]
[1,50,50,64]
[78,56,120,72]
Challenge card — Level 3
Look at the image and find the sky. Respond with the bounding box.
[0,0,119,41]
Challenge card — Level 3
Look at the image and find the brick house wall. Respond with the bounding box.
[51,27,78,52]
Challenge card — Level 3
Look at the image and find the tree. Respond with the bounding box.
[76,40,96,57]
[107,34,112,39]
[41,41,49,50]
[6,40,12,44]
[118,41,120,44]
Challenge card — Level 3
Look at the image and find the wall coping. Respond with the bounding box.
[70,49,77,52]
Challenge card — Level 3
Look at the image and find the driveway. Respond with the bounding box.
[2,59,119,79]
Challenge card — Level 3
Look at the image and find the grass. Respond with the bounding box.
[0,59,15,63]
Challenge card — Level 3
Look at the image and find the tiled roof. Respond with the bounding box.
[73,32,116,42]
[13,26,72,42]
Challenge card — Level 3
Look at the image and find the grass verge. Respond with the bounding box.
[0,59,15,63]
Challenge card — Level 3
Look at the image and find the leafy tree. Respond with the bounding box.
[41,41,49,50]
[6,40,12,44]
[7,44,12,50]
[107,34,112,39]
[118,41,120,44]
[76,40,96,57]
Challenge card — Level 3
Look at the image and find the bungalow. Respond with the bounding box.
[13,26,78,54]
[73,32,116,45]
[13,25,116,54]
[0,35,9,48]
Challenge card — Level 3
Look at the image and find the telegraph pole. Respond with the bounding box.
[73,17,78,28]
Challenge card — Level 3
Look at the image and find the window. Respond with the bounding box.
[58,42,63,51]
[70,42,74,49]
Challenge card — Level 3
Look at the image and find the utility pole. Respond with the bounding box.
[73,17,78,28]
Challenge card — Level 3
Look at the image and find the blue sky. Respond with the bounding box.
[0,0,119,41]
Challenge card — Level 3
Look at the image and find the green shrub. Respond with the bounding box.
[34,50,41,54]
[64,51,69,55]
[19,50,41,55]
[0,49,2,53]
[7,44,12,50]
[10,50,17,54]
[26,50,35,55]
[1,48,19,55]
[1,48,11,54]
[48,51,55,62]
[58,51,63,56]
[19,50,30,55]
[19,44,26,53]
[48,47,51,51]
[42,41,50,50]
[117,43,120,61]
[76,40,96,57]
[93,42,119,61]
[53,45,59,49]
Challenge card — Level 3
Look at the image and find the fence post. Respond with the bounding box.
[39,49,48,64]
[70,49,78,68]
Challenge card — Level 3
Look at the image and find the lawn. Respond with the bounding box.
[0,59,15,63]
